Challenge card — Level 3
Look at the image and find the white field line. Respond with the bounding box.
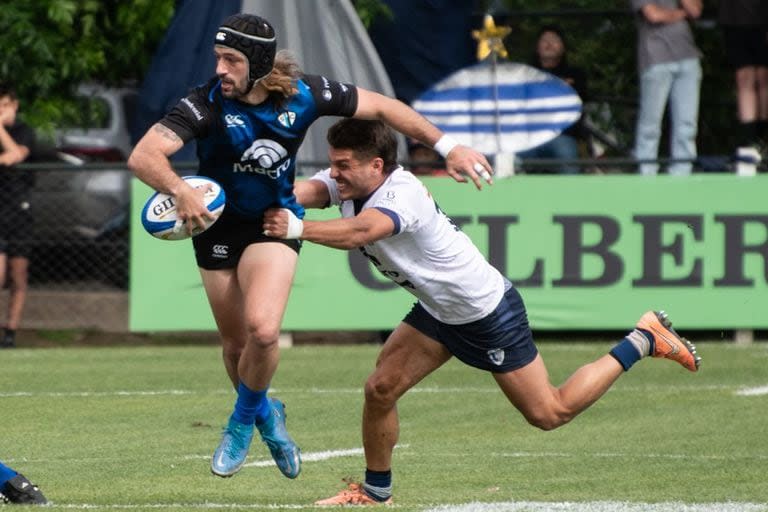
[7,444,762,469]
[35,500,768,511]
[497,451,768,462]
[425,502,768,512]
[244,447,364,467]
[735,385,768,396]
[1,383,765,399]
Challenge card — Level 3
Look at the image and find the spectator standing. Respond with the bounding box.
[517,25,589,175]
[630,0,702,176]
[718,0,768,152]
[0,83,36,348]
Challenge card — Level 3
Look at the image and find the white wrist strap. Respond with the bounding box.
[284,208,304,239]
[434,135,459,158]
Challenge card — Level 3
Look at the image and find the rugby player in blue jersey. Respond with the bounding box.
[128,13,492,480]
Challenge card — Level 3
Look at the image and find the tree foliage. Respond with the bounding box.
[0,0,174,134]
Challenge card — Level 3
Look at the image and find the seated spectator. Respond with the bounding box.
[517,25,589,175]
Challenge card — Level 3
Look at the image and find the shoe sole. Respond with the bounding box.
[643,311,701,372]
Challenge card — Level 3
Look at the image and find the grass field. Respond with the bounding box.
[1,340,767,511]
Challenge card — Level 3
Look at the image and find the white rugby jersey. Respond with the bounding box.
[311,167,504,324]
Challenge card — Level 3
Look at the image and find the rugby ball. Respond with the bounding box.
[141,176,226,240]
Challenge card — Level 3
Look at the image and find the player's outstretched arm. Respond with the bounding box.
[353,88,493,190]
[263,208,394,249]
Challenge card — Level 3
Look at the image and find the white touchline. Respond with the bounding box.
[33,500,768,511]
[424,501,768,512]
[0,383,761,399]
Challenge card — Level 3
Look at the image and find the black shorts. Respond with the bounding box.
[0,204,33,258]
[192,208,301,270]
[723,27,768,69]
[403,283,538,373]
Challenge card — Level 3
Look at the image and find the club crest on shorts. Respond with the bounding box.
[487,348,505,366]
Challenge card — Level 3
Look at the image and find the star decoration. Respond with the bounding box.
[472,14,511,61]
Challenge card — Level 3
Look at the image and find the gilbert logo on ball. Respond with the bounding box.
[141,176,226,240]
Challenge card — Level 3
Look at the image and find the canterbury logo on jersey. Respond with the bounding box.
[235,139,291,179]
[225,114,245,127]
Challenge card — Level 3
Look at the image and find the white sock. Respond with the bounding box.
[625,329,651,357]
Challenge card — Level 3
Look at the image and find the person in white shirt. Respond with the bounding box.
[263,118,700,506]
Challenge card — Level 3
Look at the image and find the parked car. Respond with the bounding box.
[26,84,138,289]
[56,83,138,161]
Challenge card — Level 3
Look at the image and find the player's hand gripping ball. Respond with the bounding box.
[141,176,226,240]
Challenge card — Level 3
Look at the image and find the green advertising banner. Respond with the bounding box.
[131,175,768,331]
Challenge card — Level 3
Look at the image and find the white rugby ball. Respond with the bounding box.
[141,176,226,240]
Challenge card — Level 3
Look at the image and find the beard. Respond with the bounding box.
[220,78,249,99]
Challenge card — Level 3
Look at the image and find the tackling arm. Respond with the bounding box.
[263,207,395,250]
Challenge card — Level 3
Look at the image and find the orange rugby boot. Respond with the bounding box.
[636,310,701,372]
[315,480,393,506]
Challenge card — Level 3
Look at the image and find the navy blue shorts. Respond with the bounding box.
[403,283,538,373]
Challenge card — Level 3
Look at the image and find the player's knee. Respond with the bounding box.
[364,374,398,408]
[244,321,280,347]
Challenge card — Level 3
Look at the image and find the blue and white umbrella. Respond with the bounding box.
[412,61,582,155]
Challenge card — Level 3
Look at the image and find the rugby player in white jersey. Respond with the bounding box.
[262,119,701,506]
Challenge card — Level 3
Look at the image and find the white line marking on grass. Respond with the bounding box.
[498,451,768,461]
[735,385,768,396]
[1,383,763,399]
[48,501,768,511]
[51,503,310,509]
[244,444,408,468]
[0,390,199,398]
[424,502,768,512]
[245,447,364,467]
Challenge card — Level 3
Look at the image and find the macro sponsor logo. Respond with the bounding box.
[181,98,204,121]
[235,139,290,179]
[215,31,226,41]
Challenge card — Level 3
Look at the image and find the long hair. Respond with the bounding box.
[262,49,300,102]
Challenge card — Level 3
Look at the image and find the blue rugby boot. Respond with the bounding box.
[211,417,254,477]
[257,397,301,478]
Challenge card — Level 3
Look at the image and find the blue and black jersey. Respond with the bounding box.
[159,75,358,219]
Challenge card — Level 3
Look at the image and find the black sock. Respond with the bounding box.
[739,121,759,147]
